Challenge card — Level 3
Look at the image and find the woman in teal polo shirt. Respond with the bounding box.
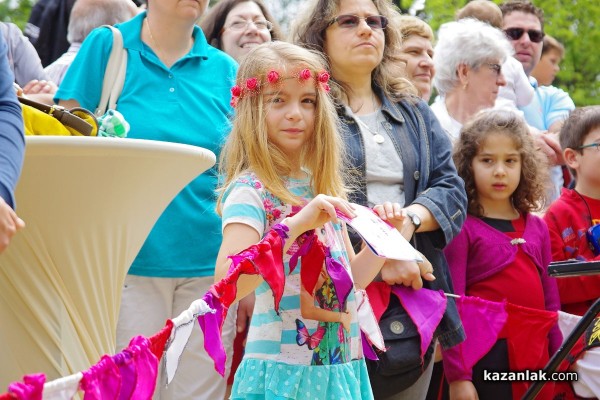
[55,1,237,398]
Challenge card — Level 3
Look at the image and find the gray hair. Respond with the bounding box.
[433,18,513,96]
[67,0,137,44]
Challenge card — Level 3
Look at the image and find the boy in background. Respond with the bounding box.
[531,35,565,86]
[543,106,600,316]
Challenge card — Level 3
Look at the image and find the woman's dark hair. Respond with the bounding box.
[200,0,283,50]
[454,109,549,217]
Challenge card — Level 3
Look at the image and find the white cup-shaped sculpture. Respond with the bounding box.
[0,136,216,387]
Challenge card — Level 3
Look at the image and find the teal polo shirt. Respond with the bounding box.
[56,12,238,277]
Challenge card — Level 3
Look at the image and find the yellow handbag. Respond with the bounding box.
[19,96,98,137]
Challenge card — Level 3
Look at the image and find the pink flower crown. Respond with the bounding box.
[230,68,331,108]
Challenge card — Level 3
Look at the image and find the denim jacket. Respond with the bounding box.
[339,90,467,349]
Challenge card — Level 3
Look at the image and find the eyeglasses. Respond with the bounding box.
[329,14,388,30]
[485,63,502,76]
[504,27,545,43]
[225,19,273,32]
[576,142,600,152]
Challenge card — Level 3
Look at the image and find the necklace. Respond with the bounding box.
[145,18,193,65]
[145,18,162,59]
[355,93,385,144]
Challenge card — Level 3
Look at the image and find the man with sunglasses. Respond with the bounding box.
[501,0,575,202]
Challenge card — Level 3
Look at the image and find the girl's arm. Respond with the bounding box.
[215,194,356,304]
[214,222,264,303]
[280,194,355,250]
[300,283,351,331]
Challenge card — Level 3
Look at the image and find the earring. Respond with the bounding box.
[463,82,468,90]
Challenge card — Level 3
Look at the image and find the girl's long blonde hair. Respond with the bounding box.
[217,41,347,214]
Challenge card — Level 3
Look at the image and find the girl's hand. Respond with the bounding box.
[373,202,416,240]
[340,311,351,332]
[236,293,255,334]
[449,380,479,400]
[285,194,355,238]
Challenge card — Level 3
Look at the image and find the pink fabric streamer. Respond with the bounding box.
[228,229,285,312]
[361,332,379,361]
[197,291,227,376]
[148,320,173,361]
[442,296,508,382]
[80,355,121,400]
[126,336,158,399]
[325,252,353,310]
[111,351,136,400]
[391,286,447,359]
[8,373,45,400]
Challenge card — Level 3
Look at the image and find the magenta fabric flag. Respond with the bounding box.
[127,336,158,399]
[197,291,227,377]
[112,351,136,400]
[361,332,379,361]
[80,355,121,400]
[325,254,353,309]
[457,296,508,371]
[391,286,447,359]
[8,373,45,400]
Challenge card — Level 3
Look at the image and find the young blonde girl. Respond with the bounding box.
[441,109,561,400]
[215,41,397,400]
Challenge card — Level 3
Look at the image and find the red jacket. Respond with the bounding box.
[543,188,600,315]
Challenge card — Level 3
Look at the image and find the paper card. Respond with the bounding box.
[338,203,423,262]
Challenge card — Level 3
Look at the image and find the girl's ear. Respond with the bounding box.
[563,148,580,171]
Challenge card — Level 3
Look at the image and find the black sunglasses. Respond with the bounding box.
[504,27,545,43]
[329,14,388,30]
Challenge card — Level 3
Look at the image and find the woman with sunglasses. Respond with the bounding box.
[430,18,513,141]
[201,0,282,63]
[293,1,467,398]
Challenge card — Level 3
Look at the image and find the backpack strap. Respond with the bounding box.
[96,25,127,117]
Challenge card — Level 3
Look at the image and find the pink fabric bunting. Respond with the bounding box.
[197,291,227,376]
[148,319,173,361]
[8,373,45,400]
[361,332,379,361]
[80,355,121,400]
[391,285,447,359]
[111,351,136,400]
[227,229,285,312]
[442,296,508,382]
[365,282,392,322]
[325,252,353,310]
[288,232,326,296]
[126,336,158,399]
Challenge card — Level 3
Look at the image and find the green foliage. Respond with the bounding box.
[422,0,599,106]
[0,0,33,30]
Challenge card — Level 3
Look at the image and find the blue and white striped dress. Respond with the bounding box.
[221,172,373,400]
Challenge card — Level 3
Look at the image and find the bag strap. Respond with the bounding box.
[96,25,127,117]
[18,96,95,136]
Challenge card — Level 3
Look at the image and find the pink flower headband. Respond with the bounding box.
[230,68,331,108]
